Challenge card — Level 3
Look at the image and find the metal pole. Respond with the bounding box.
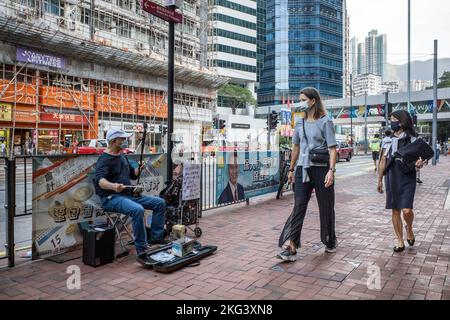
[267,107,271,152]
[385,91,389,128]
[6,158,16,267]
[90,0,95,40]
[364,94,368,155]
[432,40,438,166]
[407,0,411,113]
[167,21,175,183]
[350,73,353,149]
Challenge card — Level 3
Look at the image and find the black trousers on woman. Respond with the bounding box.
[278,166,337,249]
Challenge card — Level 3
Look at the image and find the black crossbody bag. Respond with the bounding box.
[302,118,330,164]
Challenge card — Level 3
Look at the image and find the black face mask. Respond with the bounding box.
[391,121,401,132]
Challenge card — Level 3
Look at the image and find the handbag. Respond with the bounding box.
[302,118,330,164]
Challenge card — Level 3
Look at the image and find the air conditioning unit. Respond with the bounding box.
[17,8,31,20]
[57,17,65,28]
[68,21,76,31]
[135,42,145,50]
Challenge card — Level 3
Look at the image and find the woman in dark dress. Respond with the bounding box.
[378,110,425,252]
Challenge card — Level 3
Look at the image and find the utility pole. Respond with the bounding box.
[167,19,175,182]
[350,73,353,149]
[364,93,368,155]
[432,40,438,166]
[385,90,389,128]
[407,0,411,114]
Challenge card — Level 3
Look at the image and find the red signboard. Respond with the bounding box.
[141,0,183,23]
[40,107,90,125]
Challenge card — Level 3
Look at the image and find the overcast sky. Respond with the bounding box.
[347,0,450,64]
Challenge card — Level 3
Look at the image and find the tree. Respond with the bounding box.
[218,84,256,115]
[426,71,450,89]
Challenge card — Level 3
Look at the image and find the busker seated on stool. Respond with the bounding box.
[94,128,167,256]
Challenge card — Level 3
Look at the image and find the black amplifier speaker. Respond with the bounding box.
[82,226,115,267]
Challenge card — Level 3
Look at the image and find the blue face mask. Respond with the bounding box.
[120,140,129,149]
[390,121,401,132]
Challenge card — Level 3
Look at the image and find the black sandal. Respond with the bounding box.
[405,226,416,246]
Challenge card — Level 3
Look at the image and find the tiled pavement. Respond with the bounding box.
[1,157,450,300]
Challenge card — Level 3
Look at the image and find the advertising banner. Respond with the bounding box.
[17,47,66,69]
[32,153,167,259]
[216,151,280,205]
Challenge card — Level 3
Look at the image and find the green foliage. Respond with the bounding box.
[218,84,256,114]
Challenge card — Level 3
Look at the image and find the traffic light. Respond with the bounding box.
[219,119,226,130]
[213,117,218,129]
[270,111,279,130]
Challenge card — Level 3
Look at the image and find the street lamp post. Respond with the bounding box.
[407,0,411,113]
[350,73,353,149]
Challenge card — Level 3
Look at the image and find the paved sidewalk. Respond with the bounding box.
[1,158,450,300]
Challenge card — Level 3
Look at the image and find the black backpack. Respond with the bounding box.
[159,177,182,206]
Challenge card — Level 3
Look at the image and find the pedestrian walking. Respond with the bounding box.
[370,134,381,172]
[277,87,338,262]
[378,110,425,253]
[1,140,6,157]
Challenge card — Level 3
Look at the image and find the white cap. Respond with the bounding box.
[106,128,132,143]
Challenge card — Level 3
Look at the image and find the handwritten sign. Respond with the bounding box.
[182,163,201,201]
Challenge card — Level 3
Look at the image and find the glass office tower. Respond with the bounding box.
[258,0,344,106]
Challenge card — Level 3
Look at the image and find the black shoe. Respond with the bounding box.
[405,226,416,246]
[136,247,148,256]
[393,245,405,253]
[149,239,171,245]
[276,247,297,262]
[416,179,423,184]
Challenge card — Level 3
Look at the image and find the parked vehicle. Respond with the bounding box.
[68,139,134,155]
[336,141,353,162]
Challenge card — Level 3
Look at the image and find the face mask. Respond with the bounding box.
[390,121,401,132]
[119,140,129,149]
[298,101,310,112]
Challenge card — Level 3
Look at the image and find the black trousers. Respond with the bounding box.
[278,166,337,249]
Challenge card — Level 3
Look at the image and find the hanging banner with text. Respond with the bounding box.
[32,153,167,259]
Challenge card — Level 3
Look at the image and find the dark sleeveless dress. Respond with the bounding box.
[385,136,417,210]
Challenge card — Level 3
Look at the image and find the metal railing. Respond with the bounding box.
[1,157,16,267]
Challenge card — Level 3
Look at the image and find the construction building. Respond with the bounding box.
[0,0,227,156]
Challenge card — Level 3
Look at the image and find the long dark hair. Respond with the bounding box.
[391,110,417,137]
[300,87,326,120]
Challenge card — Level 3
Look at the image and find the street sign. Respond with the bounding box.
[141,0,183,23]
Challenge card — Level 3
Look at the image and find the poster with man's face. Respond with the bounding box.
[216,151,280,205]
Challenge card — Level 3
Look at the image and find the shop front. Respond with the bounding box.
[99,120,163,153]
[39,106,94,154]
[0,102,39,155]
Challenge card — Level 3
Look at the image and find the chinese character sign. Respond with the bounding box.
[32,154,167,259]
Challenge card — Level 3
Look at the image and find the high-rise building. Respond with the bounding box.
[382,81,400,94]
[343,0,350,98]
[258,0,344,107]
[257,0,267,88]
[357,30,387,80]
[353,74,383,97]
[353,74,400,96]
[349,37,358,77]
[208,0,258,111]
[357,42,366,75]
